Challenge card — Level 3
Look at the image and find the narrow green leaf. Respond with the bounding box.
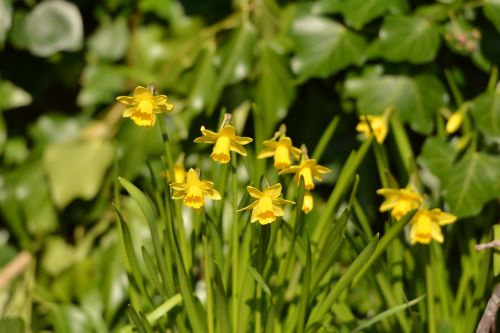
[255,45,295,137]
[141,247,167,298]
[213,264,230,333]
[127,306,148,333]
[494,225,500,278]
[443,152,500,217]
[291,15,366,81]
[351,209,416,287]
[296,231,312,332]
[0,317,25,333]
[247,265,272,297]
[306,235,378,326]
[352,295,426,332]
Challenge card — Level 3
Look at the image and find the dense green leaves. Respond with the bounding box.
[373,15,441,63]
[442,152,500,217]
[24,0,83,56]
[418,136,458,181]
[471,89,500,138]
[346,74,448,134]
[290,15,366,81]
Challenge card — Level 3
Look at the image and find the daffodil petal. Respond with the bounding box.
[247,186,264,199]
[265,183,282,199]
[116,96,137,105]
[230,142,248,156]
[257,148,276,159]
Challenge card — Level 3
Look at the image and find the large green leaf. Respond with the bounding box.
[373,15,441,63]
[290,15,366,81]
[417,136,458,181]
[345,74,448,134]
[24,0,83,56]
[442,152,500,217]
[255,46,295,137]
[43,139,114,209]
[470,90,500,138]
[484,0,500,33]
[0,80,32,111]
[87,17,129,61]
[340,0,390,29]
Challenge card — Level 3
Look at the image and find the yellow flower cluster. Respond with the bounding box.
[377,184,457,244]
[355,108,391,144]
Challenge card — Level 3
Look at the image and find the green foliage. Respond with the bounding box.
[0,0,499,332]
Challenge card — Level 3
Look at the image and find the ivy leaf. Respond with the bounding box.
[345,74,448,134]
[340,0,390,30]
[24,0,83,56]
[255,46,295,137]
[418,136,458,181]
[87,17,129,61]
[484,0,500,33]
[442,152,500,217]
[291,15,366,82]
[373,15,441,63]
[470,90,500,138]
[43,139,114,209]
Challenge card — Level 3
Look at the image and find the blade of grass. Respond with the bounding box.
[312,115,340,161]
[214,264,230,333]
[306,235,379,326]
[352,294,426,332]
[351,210,417,287]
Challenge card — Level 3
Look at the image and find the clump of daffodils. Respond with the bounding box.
[377,182,457,244]
[116,85,174,127]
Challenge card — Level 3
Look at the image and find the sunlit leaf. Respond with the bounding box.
[0,80,32,111]
[43,139,114,209]
[24,0,83,56]
[470,89,500,138]
[373,15,441,63]
[340,0,390,29]
[345,74,448,134]
[484,0,500,33]
[87,17,129,61]
[442,152,500,217]
[290,15,366,81]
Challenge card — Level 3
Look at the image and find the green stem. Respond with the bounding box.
[425,246,436,333]
[231,154,240,333]
[202,216,215,333]
[158,118,191,272]
[389,115,414,178]
[312,115,341,161]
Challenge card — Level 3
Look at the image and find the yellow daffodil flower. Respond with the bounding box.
[116,86,174,127]
[356,110,390,144]
[409,208,457,244]
[238,183,295,225]
[302,190,314,214]
[174,162,186,183]
[170,168,221,211]
[279,157,331,190]
[194,125,253,164]
[257,135,302,169]
[377,186,423,221]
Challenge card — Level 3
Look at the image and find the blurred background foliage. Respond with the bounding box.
[0,0,499,332]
